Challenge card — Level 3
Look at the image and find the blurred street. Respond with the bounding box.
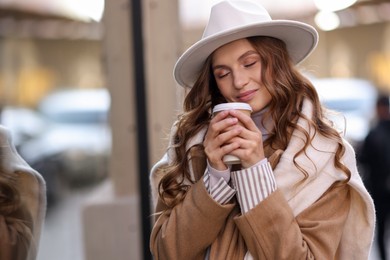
[37,183,103,260]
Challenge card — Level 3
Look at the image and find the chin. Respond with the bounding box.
[251,102,270,113]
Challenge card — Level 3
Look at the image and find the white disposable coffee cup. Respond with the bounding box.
[212,102,252,165]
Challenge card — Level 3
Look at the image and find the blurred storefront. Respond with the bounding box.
[1,0,390,260]
[0,1,105,108]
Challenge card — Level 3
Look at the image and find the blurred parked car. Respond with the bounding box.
[18,88,111,206]
[311,78,377,149]
[0,106,46,149]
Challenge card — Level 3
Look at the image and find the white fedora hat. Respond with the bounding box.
[174,0,319,88]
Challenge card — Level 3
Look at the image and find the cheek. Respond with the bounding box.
[263,89,272,105]
[216,83,231,99]
[252,89,272,112]
[264,89,272,102]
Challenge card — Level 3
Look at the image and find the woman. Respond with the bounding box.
[150,1,375,259]
[0,125,46,260]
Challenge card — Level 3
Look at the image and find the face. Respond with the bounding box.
[211,38,272,113]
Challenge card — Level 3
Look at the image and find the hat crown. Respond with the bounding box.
[203,0,272,38]
[174,0,318,87]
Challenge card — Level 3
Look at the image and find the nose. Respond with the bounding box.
[233,70,249,89]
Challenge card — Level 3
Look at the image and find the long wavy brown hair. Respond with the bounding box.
[0,170,33,254]
[158,36,351,209]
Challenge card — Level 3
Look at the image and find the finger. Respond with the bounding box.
[204,129,241,169]
[216,126,242,145]
[228,129,264,153]
[204,122,241,160]
[208,115,238,138]
[205,126,242,158]
[206,141,241,170]
[227,138,265,168]
[228,109,257,132]
[228,133,258,149]
[228,123,263,148]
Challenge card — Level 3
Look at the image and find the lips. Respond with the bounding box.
[237,89,257,102]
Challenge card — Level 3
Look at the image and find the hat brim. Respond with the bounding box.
[174,20,318,88]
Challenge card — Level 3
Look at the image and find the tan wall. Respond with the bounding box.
[0,38,104,107]
[144,0,183,165]
[83,0,181,259]
[300,23,390,93]
[36,40,104,89]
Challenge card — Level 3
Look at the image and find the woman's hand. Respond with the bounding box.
[204,109,266,170]
[224,109,265,168]
[204,110,242,170]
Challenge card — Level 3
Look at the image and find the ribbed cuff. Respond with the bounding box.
[231,161,276,213]
[203,172,236,204]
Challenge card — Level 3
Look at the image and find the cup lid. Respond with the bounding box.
[212,102,253,113]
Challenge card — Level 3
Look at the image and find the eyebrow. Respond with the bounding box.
[238,50,259,61]
[212,50,259,71]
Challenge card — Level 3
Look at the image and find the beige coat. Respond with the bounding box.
[150,100,375,259]
[0,126,46,260]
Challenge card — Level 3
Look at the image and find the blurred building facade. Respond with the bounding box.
[1,0,390,259]
[0,9,104,108]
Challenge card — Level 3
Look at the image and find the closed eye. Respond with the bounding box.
[244,61,257,68]
[218,72,230,78]
[214,68,230,79]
